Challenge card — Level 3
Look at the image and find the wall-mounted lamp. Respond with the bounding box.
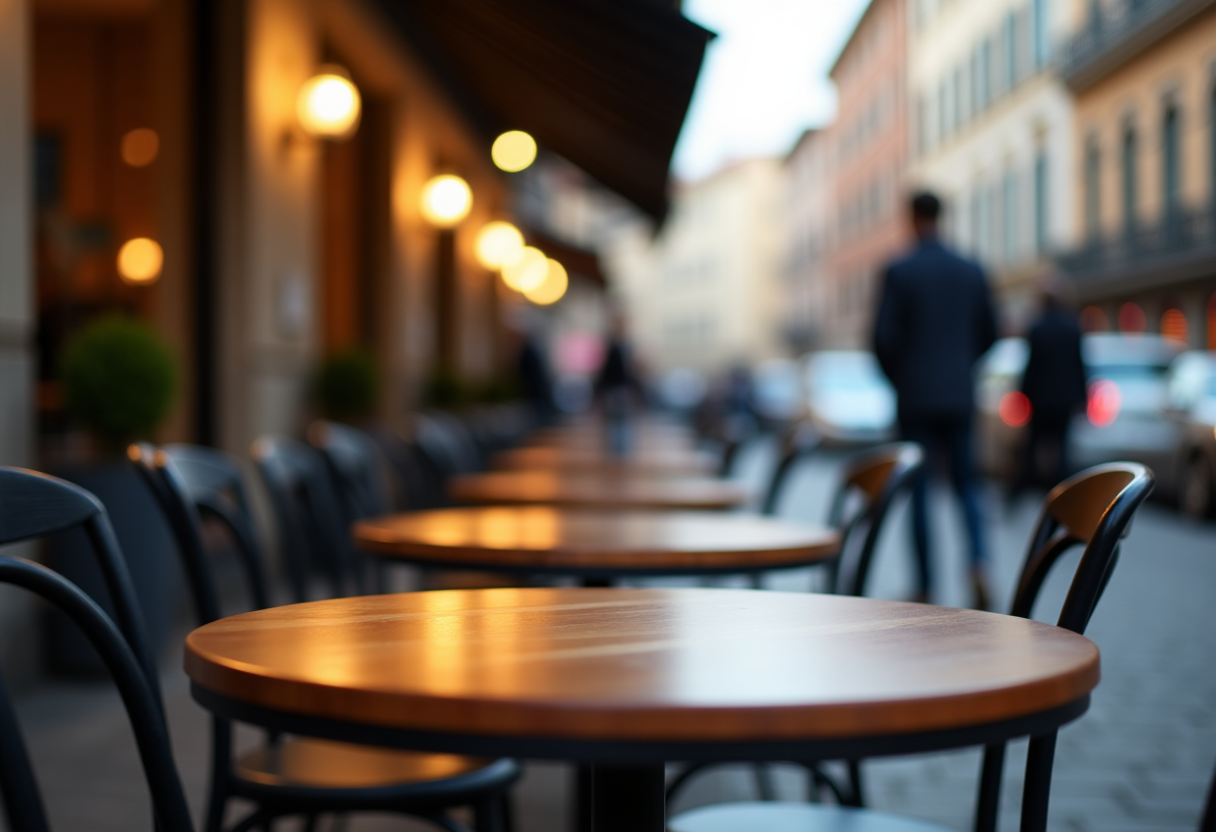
[296,65,362,141]
[117,237,164,285]
[420,174,473,227]
[491,130,537,172]
[525,259,568,305]
[501,246,547,292]
[475,221,525,270]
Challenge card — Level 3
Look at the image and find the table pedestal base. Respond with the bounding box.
[583,764,665,832]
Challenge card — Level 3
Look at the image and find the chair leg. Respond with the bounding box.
[499,793,516,832]
[228,808,277,832]
[752,763,777,800]
[204,722,232,832]
[1019,733,1058,832]
[474,797,503,832]
[974,743,1006,832]
[845,760,865,807]
[664,762,710,802]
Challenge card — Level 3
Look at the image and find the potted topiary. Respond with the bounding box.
[48,316,180,675]
[312,349,379,422]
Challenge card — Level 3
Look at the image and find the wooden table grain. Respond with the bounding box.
[185,589,1100,831]
[353,508,838,577]
[448,471,750,510]
[490,445,716,475]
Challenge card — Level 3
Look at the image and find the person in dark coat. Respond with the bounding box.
[873,192,998,609]
[1011,278,1088,496]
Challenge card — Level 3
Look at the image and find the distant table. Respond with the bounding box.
[491,445,716,476]
[528,424,697,453]
[354,507,838,580]
[448,471,750,510]
[186,588,1100,832]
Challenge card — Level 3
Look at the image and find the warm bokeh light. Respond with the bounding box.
[420,175,473,227]
[121,128,159,167]
[1087,379,1121,427]
[1118,302,1146,334]
[475,221,525,269]
[1161,308,1188,342]
[525,259,569,306]
[491,130,537,172]
[116,238,163,285]
[1207,294,1216,350]
[998,391,1031,428]
[296,69,361,140]
[501,246,548,291]
[1080,306,1109,333]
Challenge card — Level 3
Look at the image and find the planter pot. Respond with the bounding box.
[45,463,180,677]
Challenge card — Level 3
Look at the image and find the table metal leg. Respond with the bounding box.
[573,764,594,832]
[590,764,666,832]
[1019,733,1058,832]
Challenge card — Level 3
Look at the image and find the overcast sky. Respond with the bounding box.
[672,0,871,183]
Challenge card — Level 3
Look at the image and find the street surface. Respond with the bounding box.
[11,437,1216,831]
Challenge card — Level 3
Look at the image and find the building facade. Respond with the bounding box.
[782,129,833,351]
[908,0,1078,330]
[1058,0,1216,346]
[824,0,911,348]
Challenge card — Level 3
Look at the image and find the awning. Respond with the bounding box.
[375,0,714,220]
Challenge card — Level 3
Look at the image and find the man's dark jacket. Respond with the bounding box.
[1020,306,1087,414]
[872,239,998,421]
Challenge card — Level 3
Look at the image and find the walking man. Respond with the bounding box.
[873,192,998,609]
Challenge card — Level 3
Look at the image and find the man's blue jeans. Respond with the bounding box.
[899,415,987,595]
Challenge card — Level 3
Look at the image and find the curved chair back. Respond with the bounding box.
[974,462,1155,832]
[759,422,821,516]
[826,443,924,598]
[366,426,441,510]
[250,435,357,602]
[0,468,160,709]
[0,557,193,832]
[307,421,395,522]
[1202,762,1216,832]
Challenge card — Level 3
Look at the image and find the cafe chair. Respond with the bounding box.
[1202,760,1216,832]
[667,462,1155,832]
[668,442,925,806]
[307,420,396,521]
[0,556,195,832]
[132,445,522,832]
[758,421,822,517]
[250,434,363,601]
[0,467,193,831]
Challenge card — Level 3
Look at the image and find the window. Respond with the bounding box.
[954,66,965,128]
[1085,138,1101,241]
[939,80,950,142]
[970,188,983,256]
[1004,12,1018,90]
[1122,126,1138,236]
[1163,105,1181,221]
[1032,0,1048,69]
[1034,150,1048,255]
[1003,169,1018,263]
[979,39,992,108]
[1211,85,1216,208]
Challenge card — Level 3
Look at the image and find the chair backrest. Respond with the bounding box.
[759,422,821,516]
[307,421,395,522]
[250,435,358,602]
[826,442,924,597]
[366,425,442,510]
[0,556,194,832]
[0,468,160,707]
[1201,761,1216,832]
[973,462,1154,832]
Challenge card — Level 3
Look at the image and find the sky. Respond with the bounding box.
[672,0,872,183]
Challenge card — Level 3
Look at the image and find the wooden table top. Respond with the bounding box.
[449,471,750,510]
[353,508,838,574]
[491,446,716,475]
[185,588,1099,744]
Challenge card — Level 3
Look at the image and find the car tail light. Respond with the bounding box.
[1087,379,1121,427]
[999,391,1032,427]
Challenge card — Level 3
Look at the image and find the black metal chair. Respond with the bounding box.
[307,421,395,522]
[1202,761,1216,832]
[0,467,193,832]
[667,462,1155,832]
[667,442,925,806]
[758,422,822,517]
[132,445,521,832]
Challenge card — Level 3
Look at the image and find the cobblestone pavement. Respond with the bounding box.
[9,438,1216,831]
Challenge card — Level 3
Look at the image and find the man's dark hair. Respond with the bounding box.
[910,192,941,222]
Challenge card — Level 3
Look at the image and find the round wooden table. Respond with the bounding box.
[491,445,716,475]
[185,588,1099,832]
[353,507,838,580]
[448,471,750,510]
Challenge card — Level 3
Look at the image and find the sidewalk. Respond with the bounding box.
[12,438,1216,830]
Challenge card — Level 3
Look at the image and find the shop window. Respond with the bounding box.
[1161,308,1188,343]
[1080,306,1109,333]
[1118,302,1146,334]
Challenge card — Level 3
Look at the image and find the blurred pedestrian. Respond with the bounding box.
[594,314,641,455]
[1010,276,1088,499]
[517,335,555,424]
[873,192,998,609]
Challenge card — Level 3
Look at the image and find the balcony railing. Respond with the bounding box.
[1059,204,1216,287]
[1061,0,1213,86]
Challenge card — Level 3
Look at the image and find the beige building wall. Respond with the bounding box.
[783,130,833,350]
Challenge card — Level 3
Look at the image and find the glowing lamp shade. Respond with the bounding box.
[501,246,548,292]
[117,238,164,285]
[525,259,569,306]
[296,70,361,140]
[475,222,525,270]
[420,175,473,227]
[491,131,537,172]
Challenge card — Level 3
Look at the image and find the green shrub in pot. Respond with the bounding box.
[313,349,379,421]
[60,315,177,455]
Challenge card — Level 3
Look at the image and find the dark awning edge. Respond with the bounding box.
[371,0,713,220]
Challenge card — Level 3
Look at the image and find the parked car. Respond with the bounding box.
[1158,350,1216,517]
[977,333,1183,479]
[801,350,896,445]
